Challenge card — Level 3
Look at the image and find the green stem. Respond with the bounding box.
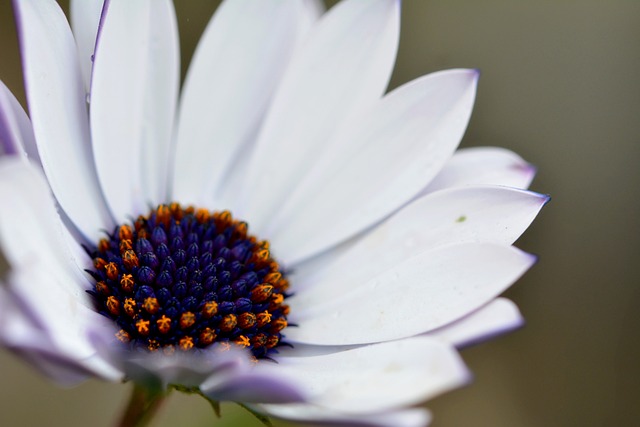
[117,384,168,427]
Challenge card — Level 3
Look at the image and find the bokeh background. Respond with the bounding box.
[1,1,639,426]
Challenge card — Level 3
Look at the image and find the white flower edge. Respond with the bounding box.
[203,336,469,415]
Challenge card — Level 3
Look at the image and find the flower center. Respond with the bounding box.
[88,203,289,358]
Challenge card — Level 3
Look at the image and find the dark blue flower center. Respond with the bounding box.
[87,204,290,359]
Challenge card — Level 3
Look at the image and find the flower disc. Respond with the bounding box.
[88,204,290,358]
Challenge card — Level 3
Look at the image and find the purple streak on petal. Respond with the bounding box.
[0,106,19,156]
[85,0,110,95]
[456,318,526,350]
[93,0,110,63]
[203,372,307,404]
[521,162,538,177]
[522,188,551,206]
[426,298,527,349]
[511,161,538,186]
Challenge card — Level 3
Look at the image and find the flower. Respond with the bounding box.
[0,0,547,426]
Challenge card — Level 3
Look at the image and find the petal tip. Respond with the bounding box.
[526,252,540,266]
[524,188,551,207]
[463,68,481,87]
[530,189,551,207]
[454,68,481,81]
[516,162,537,179]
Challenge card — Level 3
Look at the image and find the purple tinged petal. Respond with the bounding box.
[0,80,38,162]
[201,372,308,404]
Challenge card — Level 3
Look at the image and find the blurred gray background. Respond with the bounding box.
[1,1,639,426]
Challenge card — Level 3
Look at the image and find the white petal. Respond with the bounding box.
[291,186,547,295]
[14,0,114,241]
[2,262,121,381]
[241,0,400,229]
[0,287,47,350]
[0,289,93,385]
[0,80,38,163]
[423,146,537,193]
[428,298,524,348]
[0,159,119,379]
[260,405,432,427]
[105,343,252,391]
[257,337,468,413]
[70,0,104,90]
[275,342,359,358]
[0,158,95,297]
[172,0,321,208]
[269,69,479,264]
[91,0,179,221]
[286,242,536,345]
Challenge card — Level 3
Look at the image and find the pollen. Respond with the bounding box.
[88,203,290,359]
[201,301,218,318]
[143,297,159,314]
[179,336,194,351]
[266,335,279,349]
[199,328,216,346]
[195,208,210,223]
[270,293,285,305]
[122,250,139,269]
[136,319,150,336]
[263,272,282,284]
[148,339,160,351]
[179,312,195,329]
[98,239,110,253]
[95,281,110,296]
[252,249,270,263]
[118,224,132,241]
[270,318,288,333]
[120,274,134,292]
[116,330,130,343]
[106,296,120,315]
[123,298,136,317]
[157,315,172,334]
[238,312,257,329]
[250,284,273,303]
[105,262,118,280]
[256,311,272,327]
[119,239,132,252]
[251,333,268,348]
[220,314,237,332]
[234,335,251,348]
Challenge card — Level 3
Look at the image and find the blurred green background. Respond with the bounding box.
[1,1,639,426]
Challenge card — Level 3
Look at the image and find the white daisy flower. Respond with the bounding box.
[0,0,547,426]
